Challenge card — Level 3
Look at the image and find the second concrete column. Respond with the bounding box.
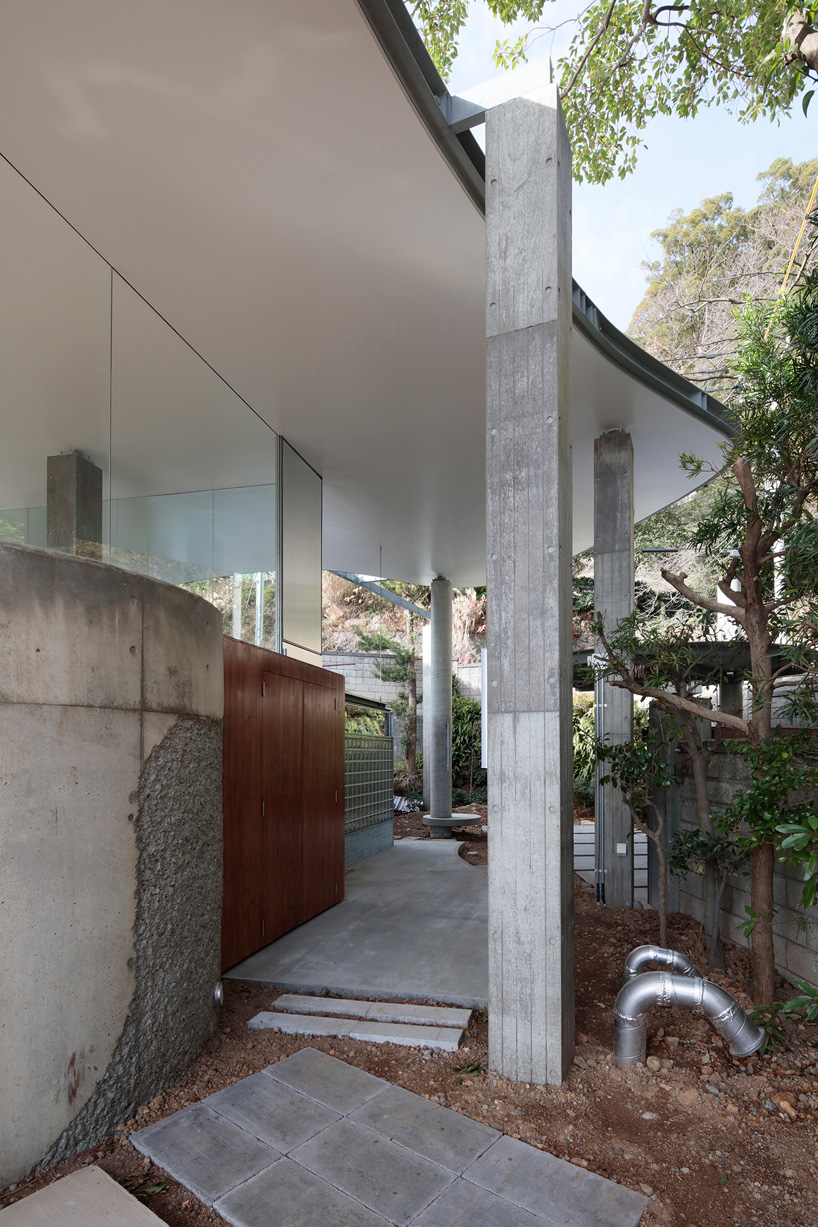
[428,576,453,834]
[594,430,635,908]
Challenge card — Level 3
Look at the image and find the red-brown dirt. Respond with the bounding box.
[3,842,817,1227]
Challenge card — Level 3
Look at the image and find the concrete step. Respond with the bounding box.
[273,993,472,1030]
[247,1011,464,1051]
[0,1167,163,1225]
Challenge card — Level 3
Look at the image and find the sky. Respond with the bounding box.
[446,1,817,331]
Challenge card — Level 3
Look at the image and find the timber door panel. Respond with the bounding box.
[222,637,345,971]
[301,681,345,922]
[222,641,264,970]
[262,672,303,943]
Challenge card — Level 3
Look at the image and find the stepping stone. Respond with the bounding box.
[203,1071,339,1151]
[350,1083,499,1173]
[265,1047,387,1114]
[289,1117,454,1223]
[273,994,472,1030]
[465,1135,648,1227]
[248,1012,355,1038]
[131,1102,276,1207]
[351,1020,463,1051]
[0,1167,162,1225]
[249,1012,464,1051]
[412,1177,545,1226]
[214,1156,389,1227]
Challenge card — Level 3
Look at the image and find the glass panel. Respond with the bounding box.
[281,441,322,656]
[110,275,277,644]
[0,157,110,554]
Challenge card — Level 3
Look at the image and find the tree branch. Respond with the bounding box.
[563,0,619,94]
[661,567,747,624]
[784,10,818,72]
[608,677,749,731]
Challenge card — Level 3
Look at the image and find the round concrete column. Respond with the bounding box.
[428,576,452,835]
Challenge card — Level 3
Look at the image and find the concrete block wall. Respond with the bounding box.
[322,652,482,764]
[675,748,818,987]
[0,543,224,1185]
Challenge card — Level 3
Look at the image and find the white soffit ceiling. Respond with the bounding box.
[0,0,729,584]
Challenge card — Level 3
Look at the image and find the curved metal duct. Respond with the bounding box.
[624,944,701,983]
[614,970,765,1067]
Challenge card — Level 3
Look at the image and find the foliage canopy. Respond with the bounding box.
[411,1,818,182]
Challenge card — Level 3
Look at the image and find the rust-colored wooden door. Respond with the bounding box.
[301,680,345,922]
[222,638,345,971]
[222,641,264,970]
[262,671,303,943]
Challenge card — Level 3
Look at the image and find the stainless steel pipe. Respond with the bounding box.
[623,944,701,983]
[614,970,765,1067]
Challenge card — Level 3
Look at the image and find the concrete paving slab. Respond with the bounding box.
[203,1071,339,1151]
[350,1083,500,1173]
[465,1136,648,1227]
[264,1048,387,1114]
[349,1020,464,1050]
[131,1103,276,1207]
[224,842,488,1008]
[247,1012,355,1038]
[289,1117,455,1225]
[274,993,371,1019]
[273,994,472,1029]
[214,1156,391,1227]
[0,1167,162,1226]
[412,1177,545,1226]
[370,1002,472,1028]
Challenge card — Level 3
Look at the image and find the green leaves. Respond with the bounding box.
[414,3,817,182]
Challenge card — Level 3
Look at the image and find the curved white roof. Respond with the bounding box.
[0,0,731,584]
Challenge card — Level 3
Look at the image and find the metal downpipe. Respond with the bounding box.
[614,970,766,1067]
[624,945,701,983]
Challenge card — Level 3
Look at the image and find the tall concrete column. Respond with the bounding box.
[422,622,432,810]
[486,86,574,1085]
[46,450,102,558]
[594,430,634,908]
[428,577,452,834]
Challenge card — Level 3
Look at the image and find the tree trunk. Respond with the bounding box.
[709,872,727,971]
[656,840,668,949]
[751,841,776,1003]
[639,808,668,949]
[682,721,723,966]
[405,658,418,782]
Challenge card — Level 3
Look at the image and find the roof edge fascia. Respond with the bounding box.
[354,0,486,212]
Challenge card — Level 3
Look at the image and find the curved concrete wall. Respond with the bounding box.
[0,543,223,1185]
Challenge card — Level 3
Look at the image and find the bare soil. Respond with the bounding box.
[3,840,817,1227]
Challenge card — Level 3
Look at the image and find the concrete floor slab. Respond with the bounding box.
[0,1167,162,1226]
[130,1103,276,1207]
[214,1157,391,1227]
[263,1048,387,1114]
[349,1083,499,1173]
[288,1117,455,1225]
[224,842,488,1008]
[465,1135,647,1227]
[202,1072,339,1152]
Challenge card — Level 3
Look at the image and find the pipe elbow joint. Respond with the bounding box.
[623,944,701,984]
[613,970,764,1067]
